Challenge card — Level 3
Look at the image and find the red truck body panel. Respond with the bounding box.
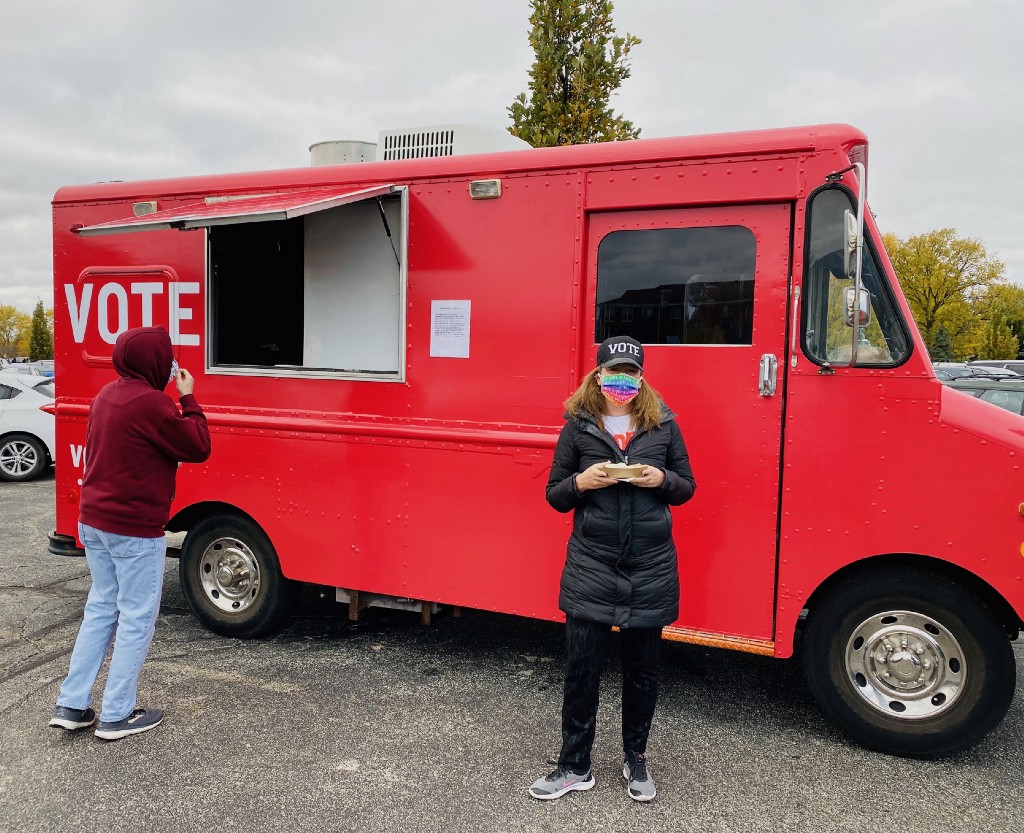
[51,124,1024,657]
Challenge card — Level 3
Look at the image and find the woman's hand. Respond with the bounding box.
[575,461,618,492]
[631,466,666,489]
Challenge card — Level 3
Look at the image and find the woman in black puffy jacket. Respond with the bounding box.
[528,336,695,804]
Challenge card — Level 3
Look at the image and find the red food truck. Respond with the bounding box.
[48,123,1023,758]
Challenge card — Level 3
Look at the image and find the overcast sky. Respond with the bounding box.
[1,0,1021,312]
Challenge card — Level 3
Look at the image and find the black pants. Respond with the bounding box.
[558,615,662,773]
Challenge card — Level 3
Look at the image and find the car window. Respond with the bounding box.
[0,383,18,401]
[31,381,56,398]
[979,389,1024,414]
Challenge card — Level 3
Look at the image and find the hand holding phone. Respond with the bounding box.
[175,368,195,397]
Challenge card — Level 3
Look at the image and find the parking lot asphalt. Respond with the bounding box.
[2,472,1023,833]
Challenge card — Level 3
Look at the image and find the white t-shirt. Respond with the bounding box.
[603,414,635,452]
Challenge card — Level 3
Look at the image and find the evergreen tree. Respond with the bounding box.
[509,0,640,147]
[28,301,54,361]
[931,325,953,362]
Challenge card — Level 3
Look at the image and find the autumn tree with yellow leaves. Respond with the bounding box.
[0,305,31,359]
[883,229,1014,360]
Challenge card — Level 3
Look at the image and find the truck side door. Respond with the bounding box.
[585,204,792,640]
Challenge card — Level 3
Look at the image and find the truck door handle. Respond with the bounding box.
[759,354,778,397]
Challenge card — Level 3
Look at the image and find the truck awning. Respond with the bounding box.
[75,184,397,236]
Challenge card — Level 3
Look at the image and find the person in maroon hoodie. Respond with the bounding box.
[49,326,211,740]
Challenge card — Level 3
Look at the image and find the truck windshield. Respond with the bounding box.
[803,188,910,366]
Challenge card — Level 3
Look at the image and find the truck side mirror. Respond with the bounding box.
[843,209,859,279]
[844,286,871,327]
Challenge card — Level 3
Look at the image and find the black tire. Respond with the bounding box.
[0,434,47,482]
[802,568,1016,758]
[179,515,299,638]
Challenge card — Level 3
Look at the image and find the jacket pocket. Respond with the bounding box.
[579,504,590,538]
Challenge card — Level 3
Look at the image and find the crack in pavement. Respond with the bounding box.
[0,571,91,594]
[0,644,75,687]
[0,610,86,651]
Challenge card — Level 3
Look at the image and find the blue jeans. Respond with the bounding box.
[57,523,167,722]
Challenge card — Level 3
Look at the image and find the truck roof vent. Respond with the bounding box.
[380,128,455,161]
[376,124,530,161]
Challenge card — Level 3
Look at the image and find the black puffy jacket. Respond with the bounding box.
[546,405,696,628]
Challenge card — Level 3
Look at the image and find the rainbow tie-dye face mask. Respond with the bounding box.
[600,373,641,407]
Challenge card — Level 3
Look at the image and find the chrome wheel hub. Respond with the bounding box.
[846,610,966,719]
[198,536,262,614]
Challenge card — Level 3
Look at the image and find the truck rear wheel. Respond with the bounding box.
[801,568,1015,757]
[179,515,298,638]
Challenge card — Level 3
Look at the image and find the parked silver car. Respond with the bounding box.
[30,360,55,378]
[969,360,1024,376]
[933,362,1020,381]
[944,378,1024,417]
[0,362,43,377]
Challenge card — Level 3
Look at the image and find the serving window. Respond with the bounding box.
[76,183,408,380]
[208,188,407,378]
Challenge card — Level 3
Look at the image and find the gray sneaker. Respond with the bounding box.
[623,752,656,802]
[94,708,164,741]
[528,765,595,800]
[49,705,97,730]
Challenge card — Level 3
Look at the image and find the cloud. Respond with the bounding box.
[765,70,972,120]
[2,0,1023,315]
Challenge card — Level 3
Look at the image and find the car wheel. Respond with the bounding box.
[179,515,299,638]
[0,434,47,482]
[801,567,1016,758]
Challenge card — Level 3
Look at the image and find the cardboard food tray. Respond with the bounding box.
[602,463,645,479]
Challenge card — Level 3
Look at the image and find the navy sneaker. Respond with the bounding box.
[94,708,164,741]
[49,705,97,730]
[528,765,595,800]
[622,752,656,802]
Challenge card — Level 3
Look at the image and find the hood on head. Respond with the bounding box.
[112,327,173,391]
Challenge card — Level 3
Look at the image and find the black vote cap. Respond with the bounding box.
[596,336,644,370]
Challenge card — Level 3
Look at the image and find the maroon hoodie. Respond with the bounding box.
[78,327,211,538]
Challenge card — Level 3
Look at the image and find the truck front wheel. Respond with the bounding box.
[179,515,299,638]
[801,568,1015,757]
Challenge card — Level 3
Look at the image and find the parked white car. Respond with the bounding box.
[0,361,43,376]
[0,374,56,481]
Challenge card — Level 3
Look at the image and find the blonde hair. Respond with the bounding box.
[564,368,665,433]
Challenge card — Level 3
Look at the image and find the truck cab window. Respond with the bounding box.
[209,192,406,378]
[595,226,755,345]
[803,188,910,366]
